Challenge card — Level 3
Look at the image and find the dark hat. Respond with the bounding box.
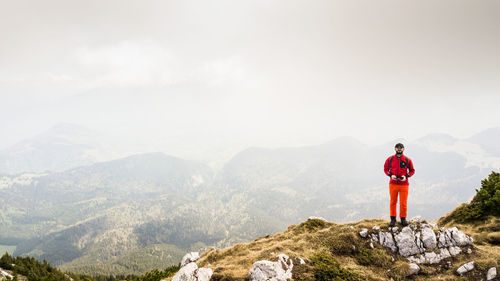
[395,143,404,148]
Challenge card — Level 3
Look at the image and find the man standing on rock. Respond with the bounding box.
[384,143,415,227]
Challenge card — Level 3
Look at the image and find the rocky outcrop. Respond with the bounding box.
[359,219,473,265]
[169,252,213,281]
[437,227,473,247]
[248,254,293,281]
[181,252,201,267]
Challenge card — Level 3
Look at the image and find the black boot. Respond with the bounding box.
[389,216,396,227]
[401,217,408,226]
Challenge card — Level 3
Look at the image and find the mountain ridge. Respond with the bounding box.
[0,131,499,276]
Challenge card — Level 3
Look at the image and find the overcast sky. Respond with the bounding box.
[1,0,499,162]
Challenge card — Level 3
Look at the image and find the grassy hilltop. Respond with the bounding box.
[187,172,500,280]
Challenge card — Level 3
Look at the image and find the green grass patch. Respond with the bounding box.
[355,248,392,267]
[320,231,361,256]
[292,261,315,281]
[310,253,361,281]
[294,219,329,233]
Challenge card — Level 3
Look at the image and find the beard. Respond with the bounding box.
[396,151,403,156]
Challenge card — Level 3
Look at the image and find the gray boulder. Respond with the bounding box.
[414,231,425,253]
[410,216,423,224]
[359,228,368,238]
[407,255,425,264]
[439,248,451,260]
[421,226,437,249]
[407,247,459,265]
[172,263,198,281]
[449,227,474,246]
[1,269,14,279]
[408,263,420,276]
[487,267,497,281]
[423,252,441,264]
[379,232,397,252]
[171,263,213,281]
[181,252,200,267]
[249,254,293,281]
[457,261,475,275]
[394,227,420,257]
[437,228,452,248]
[449,246,462,256]
[437,227,473,248]
[171,252,212,281]
[195,268,213,281]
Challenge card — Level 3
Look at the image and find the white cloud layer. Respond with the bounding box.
[1,0,499,161]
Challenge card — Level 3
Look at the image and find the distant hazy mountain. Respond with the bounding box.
[417,128,500,170]
[215,135,490,224]
[466,126,500,157]
[1,152,212,233]
[417,133,459,146]
[0,123,100,174]
[0,128,499,275]
[0,152,282,275]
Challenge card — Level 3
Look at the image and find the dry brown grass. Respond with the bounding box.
[169,216,500,280]
[197,221,329,279]
[195,219,396,279]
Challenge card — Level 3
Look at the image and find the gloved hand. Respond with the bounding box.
[391,175,397,180]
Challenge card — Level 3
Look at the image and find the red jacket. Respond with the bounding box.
[384,154,415,185]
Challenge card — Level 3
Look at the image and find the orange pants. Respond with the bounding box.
[389,183,409,218]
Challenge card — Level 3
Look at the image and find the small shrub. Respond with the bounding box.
[388,261,410,280]
[296,219,328,233]
[324,232,360,256]
[138,264,180,281]
[486,232,500,245]
[310,253,360,281]
[292,262,315,281]
[355,248,391,267]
